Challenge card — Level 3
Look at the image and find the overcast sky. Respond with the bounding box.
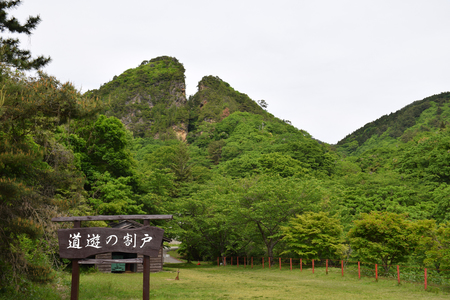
[9,0,450,144]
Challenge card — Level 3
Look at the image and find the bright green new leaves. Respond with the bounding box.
[425,223,450,270]
[88,172,143,215]
[337,170,433,220]
[348,212,417,273]
[171,175,324,261]
[398,129,450,184]
[413,220,450,271]
[432,184,450,223]
[258,152,309,178]
[234,176,323,258]
[281,212,343,260]
[85,115,134,178]
[170,176,242,261]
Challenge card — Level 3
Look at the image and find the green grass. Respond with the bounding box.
[53,263,450,299]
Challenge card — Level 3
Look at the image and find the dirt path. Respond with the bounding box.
[163,247,184,264]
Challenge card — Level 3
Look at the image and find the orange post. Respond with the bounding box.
[326,259,328,275]
[424,268,427,290]
[312,259,315,274]
[251,257,253,269]
[375,264,378,282]
[290,258,292,271]
[262,257,264,268]
[358,261,360,279]
[279,258,281,270]
[300,258,302,272]
[237,256,239,267]
[341,260,344,277]
[269,257,271,269]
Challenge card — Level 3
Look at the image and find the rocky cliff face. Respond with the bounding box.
[190,75,267,123]
[87,57,270,142]
[87,56,189,140]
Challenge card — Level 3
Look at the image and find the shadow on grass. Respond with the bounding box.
[163,262,217,269]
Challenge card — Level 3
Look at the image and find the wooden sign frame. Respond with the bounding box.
[52,215,173,300]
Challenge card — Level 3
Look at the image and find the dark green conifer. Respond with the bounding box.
[0,0,50,72]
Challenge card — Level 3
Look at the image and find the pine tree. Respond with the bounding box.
[0,0,50,72]
[0,68,102,291]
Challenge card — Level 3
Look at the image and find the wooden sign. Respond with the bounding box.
[53,215,172,300]
[58,226,164,259]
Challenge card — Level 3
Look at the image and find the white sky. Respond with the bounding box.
[9,0,450,144]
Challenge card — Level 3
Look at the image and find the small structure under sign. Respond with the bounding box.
[52,214,173,300]
[95,220,171,273]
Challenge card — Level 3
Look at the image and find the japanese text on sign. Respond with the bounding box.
[57,226,163,258]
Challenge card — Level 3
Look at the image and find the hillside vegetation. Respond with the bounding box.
[2,55,450,297]
[86,56,189,139]
[337,92,450,155]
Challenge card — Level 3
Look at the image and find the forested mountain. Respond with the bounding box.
[337,92,450,155]
[2,53,450,296]
[188,75,268,125]
[86,56,189,139]
[86,56,270,142]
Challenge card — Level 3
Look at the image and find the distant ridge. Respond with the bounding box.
[336,92,450,155]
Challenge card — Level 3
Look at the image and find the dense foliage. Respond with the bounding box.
[281,212,344,260]
[188,75,268,131]
[0,67,100,291]
[2,16,450,294]
[337,92,450,155]
[86,56,188,138]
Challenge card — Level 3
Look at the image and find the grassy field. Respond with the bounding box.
[52,263,449,300]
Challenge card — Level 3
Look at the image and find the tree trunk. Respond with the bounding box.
[267,243,275,266]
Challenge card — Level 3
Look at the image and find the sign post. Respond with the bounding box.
[71,220,80,300]
[52,215,172,300]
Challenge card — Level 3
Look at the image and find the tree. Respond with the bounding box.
[170,175,246,261]
[88,172,144,215]
[68,114,135,184]
[234,176,323,262]
[257,99,268,110]
[170,142,193,183]
[207,139,226,164]
[432,184,450,223]
[348,212,417,274]
[0,0,50,72]
[171,175,323,262]
[281,212,344,260]
[412,219,450,272]
[398,129,450,184]
[0,68,98,290]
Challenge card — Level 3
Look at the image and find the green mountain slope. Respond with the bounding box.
[186,75,271,139]
[86,56,189,139]
[337,92,450,155]
[87,57,272,142]
[190,75,267,122]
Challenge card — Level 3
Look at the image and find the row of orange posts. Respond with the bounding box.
[217,257,430,291]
